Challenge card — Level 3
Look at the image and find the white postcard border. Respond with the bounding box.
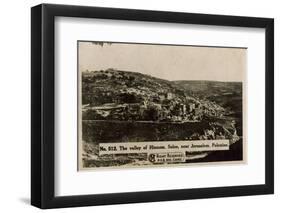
[55,17,265,196]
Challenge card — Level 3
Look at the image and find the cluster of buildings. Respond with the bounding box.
[82,70,226,122]
[83,90,225,122]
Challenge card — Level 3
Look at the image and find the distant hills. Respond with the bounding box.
[174,80,242,99]
[82,69,242,110]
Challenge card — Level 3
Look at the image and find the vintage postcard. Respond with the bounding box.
[78,41,246,170]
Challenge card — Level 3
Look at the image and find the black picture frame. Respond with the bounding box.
[31,3,274,209]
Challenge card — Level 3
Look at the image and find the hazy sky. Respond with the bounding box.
[78,41,246,82]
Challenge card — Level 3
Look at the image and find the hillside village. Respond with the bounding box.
[81,69,242,167]
[82,69,228,123]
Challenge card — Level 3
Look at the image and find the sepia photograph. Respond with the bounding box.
[78,41,246,170]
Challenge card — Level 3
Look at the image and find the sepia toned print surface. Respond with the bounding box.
[78,41,247,170]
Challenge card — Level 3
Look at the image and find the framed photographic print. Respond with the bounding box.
[31,3,274,209]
